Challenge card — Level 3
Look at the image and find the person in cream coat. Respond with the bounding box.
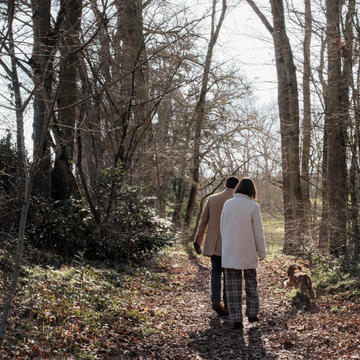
[220,177,266,329]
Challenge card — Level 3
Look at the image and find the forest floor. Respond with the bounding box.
[1,243,360,359]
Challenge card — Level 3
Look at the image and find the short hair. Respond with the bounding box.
[225,176,240,189]
[235,177,257,200]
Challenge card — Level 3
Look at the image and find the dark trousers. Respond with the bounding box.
[211,255,226,304]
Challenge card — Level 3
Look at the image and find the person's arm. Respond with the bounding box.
[253,204,267,259]
[195,199,210,247]
[220,204,226,239]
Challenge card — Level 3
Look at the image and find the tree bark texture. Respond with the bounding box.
[114,0,149,169]
[247,0,304,255]
[343,0,358,258]
[319,34,329,253]
[301,0,312,228]
[326,0,347,257]
[319,113,329,252]
[31,0,53,199]
[52,0,83,201]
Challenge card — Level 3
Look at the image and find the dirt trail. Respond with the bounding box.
[120,252,360,360]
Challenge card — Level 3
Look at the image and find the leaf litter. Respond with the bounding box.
[0,245,360,359]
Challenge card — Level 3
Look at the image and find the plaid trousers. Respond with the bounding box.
[224,268,259,323]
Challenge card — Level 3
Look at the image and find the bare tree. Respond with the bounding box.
[52,0,83,201]
[326,0,347,256]
[301,0,312,226]
[31,0,54,199]
[246,0,303,254]
[184,0,227,231]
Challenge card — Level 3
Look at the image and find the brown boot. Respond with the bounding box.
[212,299,229,317]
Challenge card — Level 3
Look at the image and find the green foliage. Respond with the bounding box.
[0,135,21,233]
[0,134,17,194]
[90,167,176,262]
[324,279,360,298]
[27,197,90,261]
[0,249,176,358]
[314,254,360,280]
[27,167,176,264]
[308,254,360,300]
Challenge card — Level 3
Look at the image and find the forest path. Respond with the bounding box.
[120,247,360,360]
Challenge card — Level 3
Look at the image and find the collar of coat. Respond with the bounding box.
[234,193,252,200]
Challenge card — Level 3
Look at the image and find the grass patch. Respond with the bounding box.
[316,276,360,299]
[262,212,284,254]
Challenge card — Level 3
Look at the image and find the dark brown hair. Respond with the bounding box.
[235,177,257,200]
[225,176,240,189]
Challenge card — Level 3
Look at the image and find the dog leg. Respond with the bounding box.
[305,278,316,300]
[308,288,316,300]
[298,281,310,297]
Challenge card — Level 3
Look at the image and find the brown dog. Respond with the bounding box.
[284,263,316,300]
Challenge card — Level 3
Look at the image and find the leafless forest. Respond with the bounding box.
[1,0,360,349]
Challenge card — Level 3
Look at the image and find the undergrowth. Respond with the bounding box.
[1,235,360,358]
[0,244,178,359]
[264,252,360,312]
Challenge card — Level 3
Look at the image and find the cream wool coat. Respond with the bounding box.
[196,189,234,257]
[220,194,266,270]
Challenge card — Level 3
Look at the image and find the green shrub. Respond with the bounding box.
[0,135,21,234]
[314,254,360,280]
[27,197,90,261]
[27,167,176,264]
[0,135,17,194]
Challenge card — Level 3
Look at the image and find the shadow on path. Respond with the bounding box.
[187,316,278,359]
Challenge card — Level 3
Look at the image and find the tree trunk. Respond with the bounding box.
[319,34,329,253]
[319,112,329,252]
[31,0,53,199]
[172,119,191,227]
[172,177,186,226]
[343,0,360,261]
[114,0,148,169]
[184,0,227,230]
[301,0,312,228]
[326,0,347,257]
[52,0,83,201]
[349,147,359,259]
[76,122,100,222]
[77,52,104,190]
[155,97,171,218]
[246,0,303,255]
[339,0,356,258]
